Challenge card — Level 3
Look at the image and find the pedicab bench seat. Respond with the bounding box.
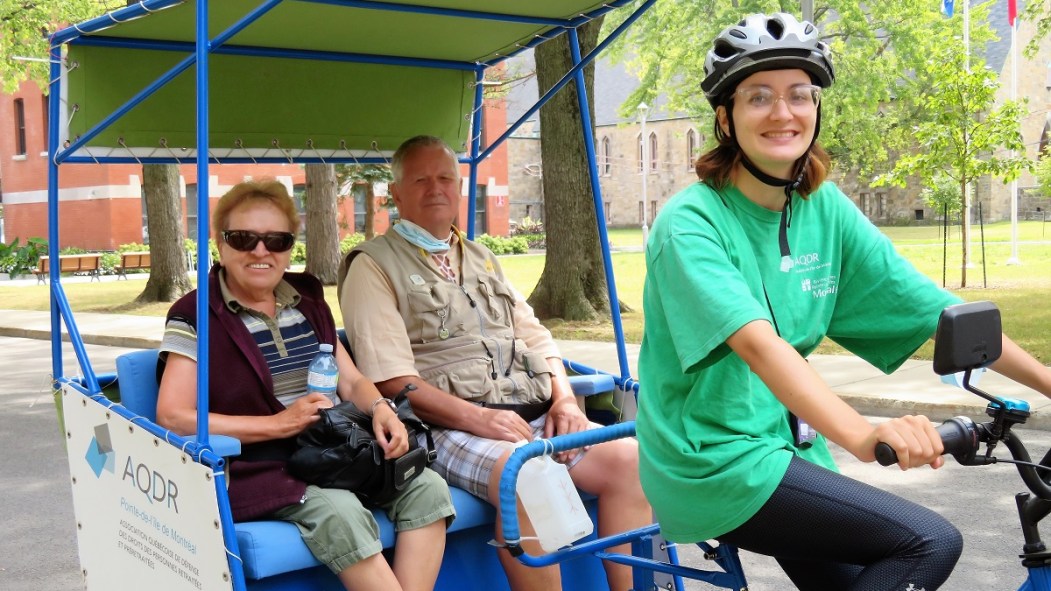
[114,348,612,590]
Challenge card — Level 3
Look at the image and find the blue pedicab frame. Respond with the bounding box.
[47,1,747,590]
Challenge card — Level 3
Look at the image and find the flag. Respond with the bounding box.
[942,0,954,18]
[1008,0,1017,27]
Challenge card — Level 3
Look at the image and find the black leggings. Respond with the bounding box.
[717,456,962,590]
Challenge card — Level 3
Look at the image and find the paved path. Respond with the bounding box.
[2,307,1049,428]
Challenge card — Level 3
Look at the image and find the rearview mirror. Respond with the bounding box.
[932,301,1002,376]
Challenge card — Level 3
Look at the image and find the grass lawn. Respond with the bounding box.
[2,219,1048,360]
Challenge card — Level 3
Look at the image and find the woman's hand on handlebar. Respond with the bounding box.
[866,415,945,470]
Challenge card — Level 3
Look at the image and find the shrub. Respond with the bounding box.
[476,234,528,255]
[511,216,544,235]
[60,246,87,255]
[290,242,307,265]
[517,232,545,249]
[117,242,148,253]
[0,237,48,279]
[100,252,121,274]
[340,233,366,254]
[184,238,220,267]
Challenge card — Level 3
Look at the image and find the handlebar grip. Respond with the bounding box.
[874,417,978,467]
[875,442,897,466]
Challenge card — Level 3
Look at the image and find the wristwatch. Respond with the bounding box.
[370,397,397,416]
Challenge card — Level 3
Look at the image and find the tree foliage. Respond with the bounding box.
[874,39,1028,287]
[1035,147,1051,196]
[605,0,1004,179]
[608,1,1028,289]
[0,1,125,93]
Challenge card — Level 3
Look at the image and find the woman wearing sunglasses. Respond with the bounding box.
[635,13,986,590]
[156,179,454,591]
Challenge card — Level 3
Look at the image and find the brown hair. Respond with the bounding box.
[212,179,300,239]
[694,106,831,197]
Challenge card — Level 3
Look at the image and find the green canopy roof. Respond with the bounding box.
[55,0,631,163]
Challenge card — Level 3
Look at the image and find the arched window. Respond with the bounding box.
[686,128,697,170]
[637,133,644,173]
[648,131,658,172]
[600,135,611,175]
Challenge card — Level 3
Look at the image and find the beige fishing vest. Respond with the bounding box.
[339,232,552,405]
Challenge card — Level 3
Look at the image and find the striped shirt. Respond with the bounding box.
[160,270,334,408]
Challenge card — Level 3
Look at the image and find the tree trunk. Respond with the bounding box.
[135,163,192,303]
[364,183,376,240]
[304,163,341,284]
[528,18,611,321]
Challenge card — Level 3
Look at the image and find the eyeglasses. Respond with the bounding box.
[222,230,296,253]
[734,84,822,114]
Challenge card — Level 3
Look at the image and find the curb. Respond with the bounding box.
[840,393,1051,431]
[0,327,160,351]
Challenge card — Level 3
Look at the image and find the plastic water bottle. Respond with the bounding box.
[515,442,594,552]
[306,343,339,403]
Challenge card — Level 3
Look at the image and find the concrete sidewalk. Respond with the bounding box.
[3,307,1050,428]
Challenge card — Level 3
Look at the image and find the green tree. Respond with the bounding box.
[2,0,191,302]
[875,40,1028,288]
[335,164,392,240]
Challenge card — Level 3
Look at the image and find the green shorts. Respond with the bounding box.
[272,468,455,574]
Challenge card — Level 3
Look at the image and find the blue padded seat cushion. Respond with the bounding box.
[238,487,491,580]
[567,374,615,396]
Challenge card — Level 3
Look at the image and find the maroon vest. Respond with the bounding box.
[165,265,337,521]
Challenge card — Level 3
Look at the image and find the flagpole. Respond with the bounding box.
[963,0,973,269]
[1007,5,1021,265]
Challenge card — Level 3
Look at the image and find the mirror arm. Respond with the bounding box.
[963,368,1003,408]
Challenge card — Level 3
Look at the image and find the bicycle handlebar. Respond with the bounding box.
[874,414,1051,501]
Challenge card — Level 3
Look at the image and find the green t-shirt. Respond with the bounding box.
[637,181,960,542]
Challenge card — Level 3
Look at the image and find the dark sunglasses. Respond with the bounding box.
[222,230,296,253]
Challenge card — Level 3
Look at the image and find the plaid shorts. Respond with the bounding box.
[423,414,586,501]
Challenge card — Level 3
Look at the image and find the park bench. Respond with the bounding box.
[35,254,102,284]
[115,251,150,279]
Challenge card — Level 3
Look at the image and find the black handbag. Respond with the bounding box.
[288,393,436,505]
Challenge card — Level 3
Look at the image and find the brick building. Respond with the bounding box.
[0,81,511,250]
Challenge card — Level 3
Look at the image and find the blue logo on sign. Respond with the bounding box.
[85,424,116,478]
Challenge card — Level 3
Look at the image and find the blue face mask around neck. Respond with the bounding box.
[393,220,453,253]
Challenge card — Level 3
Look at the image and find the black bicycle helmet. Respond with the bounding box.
[701,12,834,108]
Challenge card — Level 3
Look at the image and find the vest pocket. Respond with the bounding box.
[420,354,499,403]
[477,276,515,322]
[406,284,463,343]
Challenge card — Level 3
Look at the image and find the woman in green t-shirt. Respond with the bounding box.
[637,12,1051,591]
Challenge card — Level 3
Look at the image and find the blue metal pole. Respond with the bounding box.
[195,0,212,449]
[47,41,63,383]
[466,67,484,239]
[72,35,478,71]
[567,27,630,381]
[302,0,566,26]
